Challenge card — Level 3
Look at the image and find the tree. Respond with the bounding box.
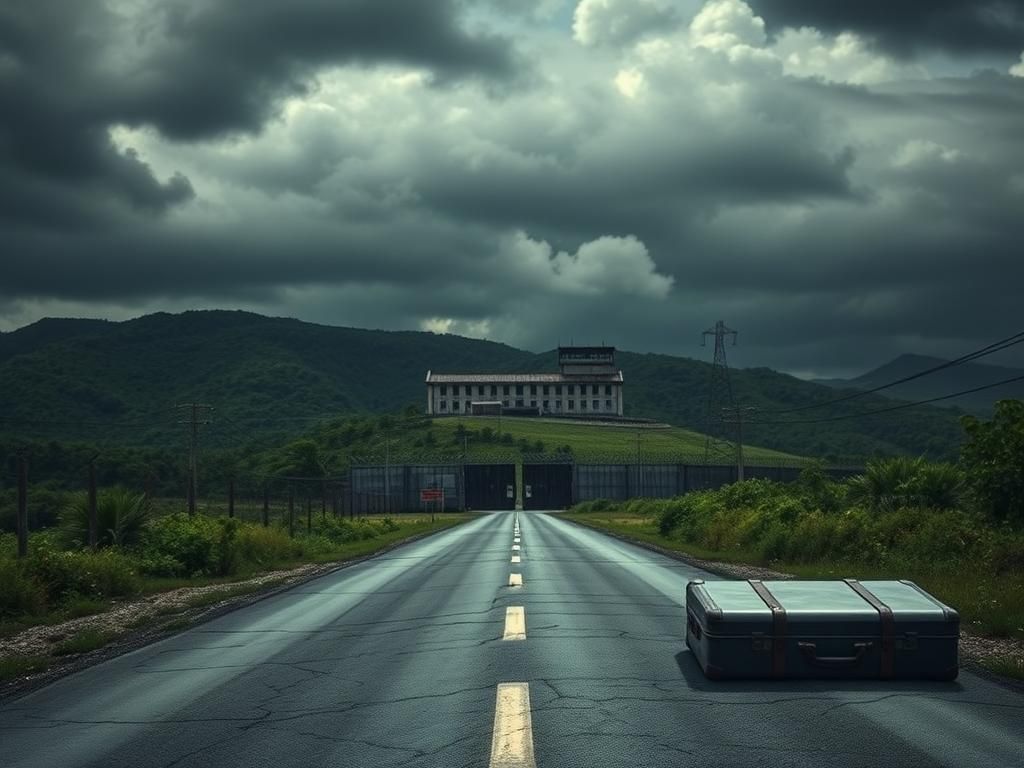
[960,399,1024,525]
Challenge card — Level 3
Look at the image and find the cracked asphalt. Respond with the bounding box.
[2,511,1023,767]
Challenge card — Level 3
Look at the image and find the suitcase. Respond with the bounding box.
[686,579,959,680]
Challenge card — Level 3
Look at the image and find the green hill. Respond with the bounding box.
[816,353,1024,416]
[0,310,967,460]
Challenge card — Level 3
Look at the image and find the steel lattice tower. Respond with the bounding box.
[701,321,738,464]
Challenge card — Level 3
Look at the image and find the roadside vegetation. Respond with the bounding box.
[0,505,465,682]
[566,401,1024,677]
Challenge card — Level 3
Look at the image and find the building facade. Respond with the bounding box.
[425,346,624,417]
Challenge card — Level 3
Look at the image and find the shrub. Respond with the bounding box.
[235,524,300,568]
[961,400,1024,525]
[991,535,1024,575]
[25,544,138,605]
[0,559,46,618]
[60,488,151,548]
[138,513,221,576]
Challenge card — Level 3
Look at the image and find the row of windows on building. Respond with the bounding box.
[438,398,614,412]
[439,383,615,397]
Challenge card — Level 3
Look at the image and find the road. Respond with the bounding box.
[2,511,1023,767]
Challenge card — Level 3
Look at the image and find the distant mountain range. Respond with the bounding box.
[0,311,970,460]
[816,354,1024,416]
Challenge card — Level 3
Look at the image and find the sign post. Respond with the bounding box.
[420,487,443,522]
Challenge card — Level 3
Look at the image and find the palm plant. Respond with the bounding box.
[60,488,152,548]
[845,456,924,511]
[902,462,965,510]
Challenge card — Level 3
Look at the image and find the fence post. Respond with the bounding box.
[262,486,270,527]
[17,452,28,559]
[228,478,235,519]
[87,458,98,551]
[288,486,295,538]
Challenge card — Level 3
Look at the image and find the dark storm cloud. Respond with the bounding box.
[0,1,195,226]
[0,0,519,231]
[748,0,1024,56]
[2,0,1024,376]
[112,0,522,141]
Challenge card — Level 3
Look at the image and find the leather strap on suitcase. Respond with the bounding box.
[845,579,895,679]
[749,580,786,678]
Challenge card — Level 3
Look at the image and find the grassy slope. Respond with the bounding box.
[428,417,798,461]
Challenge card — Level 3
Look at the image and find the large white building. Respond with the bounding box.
[425,346,624,417]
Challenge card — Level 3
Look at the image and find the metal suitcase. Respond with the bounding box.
[686,579,959,680]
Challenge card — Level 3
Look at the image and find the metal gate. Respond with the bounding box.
[523,463,573,510]
[464,464,515,511]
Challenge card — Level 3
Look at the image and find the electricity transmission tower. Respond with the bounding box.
[701,321,738,464]
[176,403,214,515]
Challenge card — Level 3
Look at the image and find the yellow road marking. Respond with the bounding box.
[509,573,523,587]
[503,607,526,640]
[489,683,536,768]
[511,555,521,564]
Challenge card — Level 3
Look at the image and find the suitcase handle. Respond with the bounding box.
[798,641,872,669]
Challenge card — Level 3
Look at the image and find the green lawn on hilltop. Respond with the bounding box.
[425,416,801,462]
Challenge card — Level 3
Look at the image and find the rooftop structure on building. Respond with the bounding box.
[425,346,624,417]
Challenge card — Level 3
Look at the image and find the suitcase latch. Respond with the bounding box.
[896,632,918,651]
[752,632,771,653]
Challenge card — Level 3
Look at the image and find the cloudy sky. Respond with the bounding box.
[2,0,1023,377]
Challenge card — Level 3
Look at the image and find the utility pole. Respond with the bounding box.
[288,485,295,537]
[176,403,213,515]
[16,450,28,559]
[701,321,738,465]
[384,428,391,515]
[87,455,98,550]
[722,406,757,482]
[636,431,643,497]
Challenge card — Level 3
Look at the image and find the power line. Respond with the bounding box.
[767,331,1024,415]
[755,373,1024,425]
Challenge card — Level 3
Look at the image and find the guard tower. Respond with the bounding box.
[558,346,617,376]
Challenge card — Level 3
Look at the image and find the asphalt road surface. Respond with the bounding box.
[2,511,1023,767]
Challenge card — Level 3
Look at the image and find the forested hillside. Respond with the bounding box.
[0,310,966,459]
[817,353,1024,416]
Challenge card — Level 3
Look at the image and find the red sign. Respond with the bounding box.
[420,488,443,502]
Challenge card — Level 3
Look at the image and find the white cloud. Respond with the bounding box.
[613,67,645,99]
[573,0,676,47]
[775,28,925,85]
[503,231,674,298]
[689,0,766,56]
[892,140,962,168]
[1011,52,1024,78]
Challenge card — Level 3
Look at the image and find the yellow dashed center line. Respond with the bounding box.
[489,683,536,768]
[503,606,526,640]
[509,573,523,587]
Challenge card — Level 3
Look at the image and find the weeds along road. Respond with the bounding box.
[1,511,1023,768]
